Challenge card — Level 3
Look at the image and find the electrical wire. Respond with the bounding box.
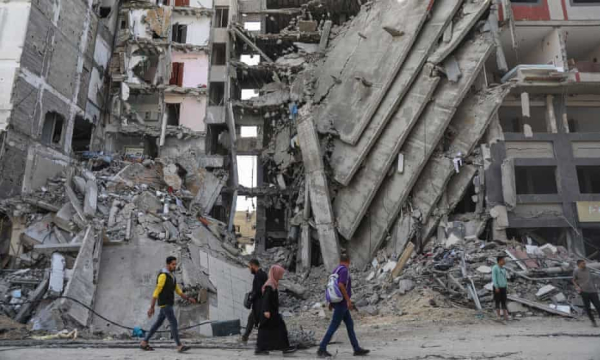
[0,295,215,333]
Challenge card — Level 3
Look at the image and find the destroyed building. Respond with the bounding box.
[0,0,121,198]
[2,0,600,339]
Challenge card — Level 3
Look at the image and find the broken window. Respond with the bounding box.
[577,166,600,194]
[499,106,548,134]
[166,103,181,126]
[174,0,190,6]
[209,82,225,105]
[566,107,600,132]
[41,112,64,146]
[172,24,187,43]
[71,116,94,153]
[215,7,229,28]
[120,19,128,30]
[169,62,184,87]
[573,0,600,4]
[515,166,558,194]
[212,43,227,65]
[98,6,111,18]
[240,126,258,138]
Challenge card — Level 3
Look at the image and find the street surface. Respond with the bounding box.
[2,317,600,359]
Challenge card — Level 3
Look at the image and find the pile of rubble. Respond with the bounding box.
[0,154,231,332]
[273,235,599,322]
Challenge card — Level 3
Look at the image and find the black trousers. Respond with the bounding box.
[243,309,257,339]
[494,287,508,310]
[581,292,600,323]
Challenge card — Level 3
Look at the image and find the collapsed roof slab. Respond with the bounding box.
[313,0,433,145]
[394,85,511,247]
[330,0,463,186]
[411,85,511,223]
[428,0,491,65]
[334,68,440,240]
[297,107,340,272]
[420,165,479,244]
[347,35,494,267]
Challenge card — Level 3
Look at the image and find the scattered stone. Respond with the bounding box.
[476,266,492,274]
[398,279,414,295]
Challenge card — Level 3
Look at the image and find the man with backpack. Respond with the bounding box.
[318,254,370,357]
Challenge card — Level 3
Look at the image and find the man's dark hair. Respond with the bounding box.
[249,258,260,267]
[577,259,585,265]
[166,256,177,264]
[340,253,350,263]
[497,256,505,263]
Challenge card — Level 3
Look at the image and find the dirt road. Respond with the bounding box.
[2,317,599,360]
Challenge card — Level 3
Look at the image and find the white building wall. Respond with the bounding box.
[172,14,211,46]
[0,1,32,131]
[198,249,252,324]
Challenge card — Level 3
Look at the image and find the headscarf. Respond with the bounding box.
[262,264,285,293]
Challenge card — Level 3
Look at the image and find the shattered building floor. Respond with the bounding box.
[2,0,600,356]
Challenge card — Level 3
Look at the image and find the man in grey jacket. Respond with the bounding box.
[573,259,600,327]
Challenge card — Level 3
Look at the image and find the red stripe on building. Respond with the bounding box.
[560,0,569,20]
[511,0,551,21]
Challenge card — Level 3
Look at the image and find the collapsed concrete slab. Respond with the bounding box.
[21,214,59,246]
[297,106,340,271]
[348,35,494,267]
[314,0,432,145]
[60,226,102,327]
[330,0,463,185]
[334,68,440,240]
[421,165,479,242]
[54,203,78,233]
[83,180,98,217]
[187,168,226,216]
[398,85,511,238]
[428,0,491,65]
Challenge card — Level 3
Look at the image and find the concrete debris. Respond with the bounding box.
[0,0,596,343]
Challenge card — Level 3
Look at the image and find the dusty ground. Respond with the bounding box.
[2,316,600,360]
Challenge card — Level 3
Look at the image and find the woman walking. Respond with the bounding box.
[255,264,297,355]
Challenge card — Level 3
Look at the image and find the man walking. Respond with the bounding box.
[242,258,268,342]
[492,255,509,321]
[573,259,600,327]
[140,256,196,352]
[318,254,369,357]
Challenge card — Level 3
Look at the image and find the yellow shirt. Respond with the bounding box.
[153,273,183,307]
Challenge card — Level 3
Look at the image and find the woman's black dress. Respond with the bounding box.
[256,286,290,351]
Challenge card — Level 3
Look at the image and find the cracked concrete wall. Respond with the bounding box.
[348,35,494,267]
[314,0,432,145]
[0,0,119,197]
[328,0,463,186]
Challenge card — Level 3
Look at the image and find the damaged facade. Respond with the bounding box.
[106,0,213,159]
[0,0,120,198]
[2,0,600,340]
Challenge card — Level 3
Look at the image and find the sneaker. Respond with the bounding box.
[255,349,270,355]
[317,349,333,358]
[241,335,248,343]
[283,347,297,354]
[354,348,370,356]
